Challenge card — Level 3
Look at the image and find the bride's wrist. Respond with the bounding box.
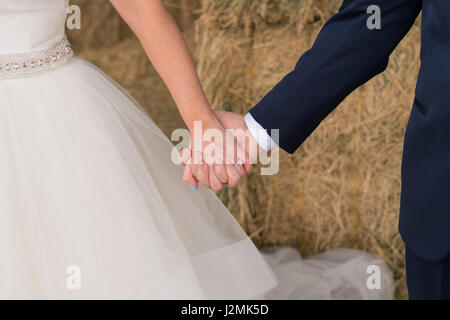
[187,113,221,132]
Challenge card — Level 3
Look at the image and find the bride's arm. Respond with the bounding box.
[109,0,216,130]
[109,0,247,190]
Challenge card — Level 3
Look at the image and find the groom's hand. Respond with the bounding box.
[212,110,260,167]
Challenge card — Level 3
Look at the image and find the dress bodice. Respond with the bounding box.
[0,0,68,55]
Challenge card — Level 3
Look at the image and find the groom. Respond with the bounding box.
[184,0,450,299]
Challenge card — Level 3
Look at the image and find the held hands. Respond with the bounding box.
[179,110,260,191]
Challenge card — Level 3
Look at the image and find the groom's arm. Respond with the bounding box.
[247,0,422,154]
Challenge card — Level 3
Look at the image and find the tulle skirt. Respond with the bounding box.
[263,248,395,299]
[0,58,277,299]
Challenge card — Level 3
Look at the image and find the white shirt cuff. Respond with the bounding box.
[244,113,274,151]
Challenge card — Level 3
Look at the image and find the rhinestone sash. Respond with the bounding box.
[0,35,75,81]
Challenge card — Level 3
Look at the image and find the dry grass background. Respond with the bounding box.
[67,0,421,299]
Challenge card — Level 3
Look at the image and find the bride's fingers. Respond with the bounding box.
[223,144,245,183]
[190,163,199,177]
[235,151,251,175]
[209,169,223,191]
[190,151,203,177]
[196,163,211,189]
[232,136,249,177]
[214,164,228,184]
[230,152,246,176]
[237,139,253,173]
[178,148,191,165]
[225,164,241,187]
[235,163,246,176]
[182,165,198,190]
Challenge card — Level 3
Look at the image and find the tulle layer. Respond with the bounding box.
[262,248,395,299]
[0,58,277,299]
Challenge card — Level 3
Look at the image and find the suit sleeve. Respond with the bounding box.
[248,0,422,154]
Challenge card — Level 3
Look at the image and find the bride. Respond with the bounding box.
[0,0,393,299]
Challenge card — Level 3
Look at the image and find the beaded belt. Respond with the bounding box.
[0,35,75,81]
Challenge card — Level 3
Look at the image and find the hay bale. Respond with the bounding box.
[194,0,421,299]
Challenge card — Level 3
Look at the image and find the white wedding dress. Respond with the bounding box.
[0,0,394,300]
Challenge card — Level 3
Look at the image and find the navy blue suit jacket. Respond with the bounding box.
[249,0,450,261]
